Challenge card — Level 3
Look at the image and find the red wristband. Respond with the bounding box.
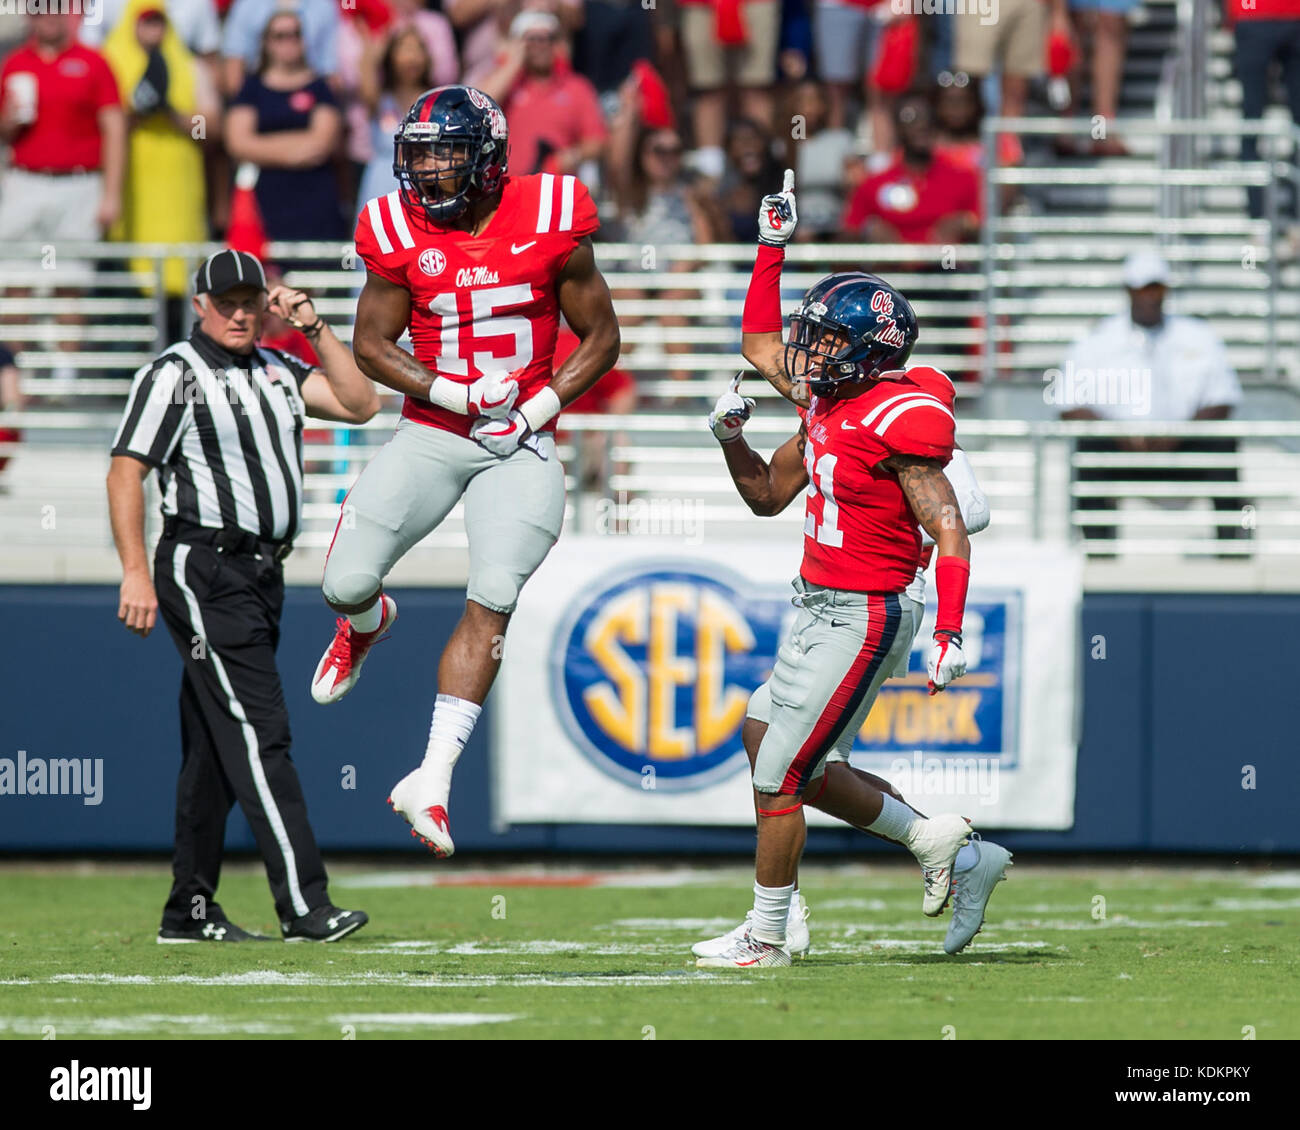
[933,555,970,637]
[741,243,785,334]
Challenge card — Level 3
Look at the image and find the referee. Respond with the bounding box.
[107,249,380,943]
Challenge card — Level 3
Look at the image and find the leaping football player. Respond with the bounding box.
[310,86,619,858]
[693,172,1012,967]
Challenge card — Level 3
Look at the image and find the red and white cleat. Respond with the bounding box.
[310,595,397,705]
[388,767,455,858]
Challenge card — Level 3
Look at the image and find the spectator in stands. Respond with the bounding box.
[478,9,607,180]
[356,24,443,208]
[784,77,856,240]
[1229,0,1300,220]
[0,345,22,488]
[954,0,1066,164]
[448,0,584,87]
[224,8,346,245]
[338,0,459,217]
[606,78,723,385]
[932,71,983,172]
[678,0,781,180]
[718,116,785,242]
[83,0,223,59]
[932,71,1020,210]
[572,0,654,103]
[1059,250,1248,551]
[811,0,888,139]
[221,0,340,97]
[841,93,979,244]
[1066,0,1133,156]
[607,83,724,245]
[103,2,217,324]
[0,11,125,383]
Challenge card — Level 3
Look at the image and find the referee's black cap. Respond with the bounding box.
[194,249,267,296]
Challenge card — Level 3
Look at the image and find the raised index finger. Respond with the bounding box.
[782,167,795,195]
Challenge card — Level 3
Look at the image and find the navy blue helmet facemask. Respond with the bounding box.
[785,273,919,396]
[394,85,509,223]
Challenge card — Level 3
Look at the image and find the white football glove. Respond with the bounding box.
[470,411,548,460]
[926,633,967,696]
[757,168,798,247]
[709,374,755,443]
[466,371,520,419]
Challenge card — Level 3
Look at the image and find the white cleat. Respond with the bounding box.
[691,892,811,960]
[909,813,972,916]
[944,834,1013,955]
[695,929,792,969]
[311,594,398,705]
[388,767,455,858]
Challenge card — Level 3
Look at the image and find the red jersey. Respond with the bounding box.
[0,42,120,173]
[842,152,980,243]
[799,366,957,593]
[354,173,599,437]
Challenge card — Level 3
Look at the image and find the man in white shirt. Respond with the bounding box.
[1055,249,1248,551]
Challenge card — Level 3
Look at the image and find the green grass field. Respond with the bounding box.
[1,860,1296,1040]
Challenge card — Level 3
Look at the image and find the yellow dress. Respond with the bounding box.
[102,0,207,297]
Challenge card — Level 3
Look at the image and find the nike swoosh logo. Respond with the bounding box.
[830,619,851,628]
[511,241,537,254]
[841,421,856,430]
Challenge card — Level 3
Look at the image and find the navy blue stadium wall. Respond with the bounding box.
[0,586,1295,855]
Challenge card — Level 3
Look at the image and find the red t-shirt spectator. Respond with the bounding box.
[0,41,119,172]
[842,151,981,243]
[501,60,607,177]
[1225,0,1300,22]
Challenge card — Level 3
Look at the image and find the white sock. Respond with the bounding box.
[868,794,919,843]
[954,842,979,871]
[419,694,482,802]
[751,882,795,946]
[348,597,383,635]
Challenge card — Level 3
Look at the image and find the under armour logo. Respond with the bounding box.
[202,922,226,940]
[327,913,347,930]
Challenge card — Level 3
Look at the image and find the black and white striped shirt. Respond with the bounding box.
[111,328,315,542]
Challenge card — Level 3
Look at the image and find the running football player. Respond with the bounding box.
[310,86,619,858]
[693,175,1011,967]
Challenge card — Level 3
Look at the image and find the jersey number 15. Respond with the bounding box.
[428,284,534,375]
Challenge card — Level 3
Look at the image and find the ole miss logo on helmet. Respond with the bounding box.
[870,289,907,348]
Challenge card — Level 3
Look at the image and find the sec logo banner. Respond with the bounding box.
[552,565,786,791]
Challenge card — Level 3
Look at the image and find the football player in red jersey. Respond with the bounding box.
[694,175,1012,967]
[310,86,619,858]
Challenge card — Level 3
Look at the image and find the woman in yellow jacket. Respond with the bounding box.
[102,1,217,298]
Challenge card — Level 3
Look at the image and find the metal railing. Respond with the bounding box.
[979,116,1300,383]
[3,410,1298,576]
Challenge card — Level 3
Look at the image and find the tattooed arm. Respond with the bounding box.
[741,333,809,407]
[884,454,971,562]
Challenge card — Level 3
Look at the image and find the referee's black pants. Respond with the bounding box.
[153,536,329,930]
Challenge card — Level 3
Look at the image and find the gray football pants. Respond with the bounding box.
[322,418,566,615]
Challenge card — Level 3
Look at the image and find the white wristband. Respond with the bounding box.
[518,386,562,432]
[427,376,470,414]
